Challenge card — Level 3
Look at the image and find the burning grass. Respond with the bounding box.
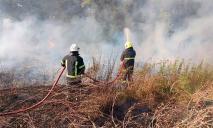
[0,60,212,127]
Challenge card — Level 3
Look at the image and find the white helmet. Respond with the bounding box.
[70,44,80,52]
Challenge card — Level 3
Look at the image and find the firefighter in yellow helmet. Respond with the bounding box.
[61,44,85,85]
[120,41,136,82]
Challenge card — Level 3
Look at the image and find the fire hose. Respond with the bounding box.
[0,67,65,116]
[0,63,124,116]
[84,62,125,85]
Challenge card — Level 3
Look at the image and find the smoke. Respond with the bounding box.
[0,0,213,72]
[134,0,213,63]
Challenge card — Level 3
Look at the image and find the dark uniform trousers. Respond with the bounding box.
[123,66,134,82]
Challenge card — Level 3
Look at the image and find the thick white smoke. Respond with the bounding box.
[0,0,213,71]
[133,0,213,63]
[0,17,116,69]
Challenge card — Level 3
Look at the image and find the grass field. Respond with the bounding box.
[0,60,212,127]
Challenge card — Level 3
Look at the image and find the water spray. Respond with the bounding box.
[124,27,131,43]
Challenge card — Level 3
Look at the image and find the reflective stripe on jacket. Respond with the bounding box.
[61,52,85,78]
[120,47,136,69]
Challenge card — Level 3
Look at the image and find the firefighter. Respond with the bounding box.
[120,41,136,82]
[61,44,85,85]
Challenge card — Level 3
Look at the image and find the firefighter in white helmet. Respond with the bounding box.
[61,44,85,85]
[120,41,136,82]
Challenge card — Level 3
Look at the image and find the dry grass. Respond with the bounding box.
[0,60,212,127]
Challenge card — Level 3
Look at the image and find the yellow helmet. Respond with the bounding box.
[125,41,133,49]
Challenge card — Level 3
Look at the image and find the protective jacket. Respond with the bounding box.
[120,47,136,69]
[61,52,85,79]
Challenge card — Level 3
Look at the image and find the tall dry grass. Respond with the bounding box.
[121,60,213,127]
[0,59,212,127]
